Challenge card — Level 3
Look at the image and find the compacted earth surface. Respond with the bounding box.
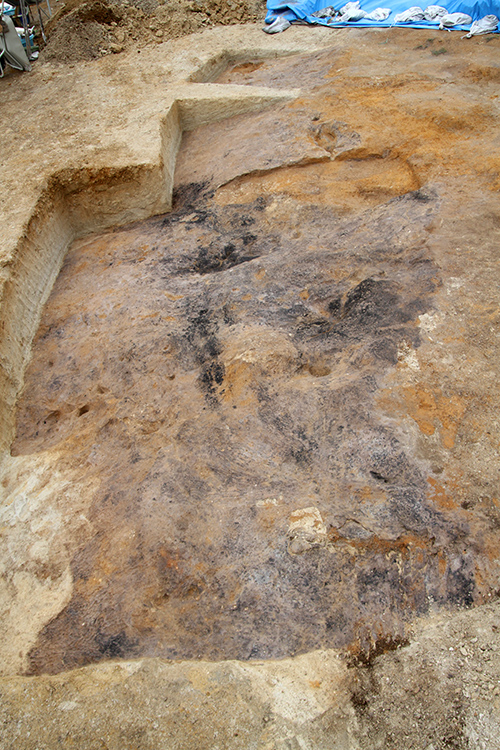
[1,8,500,750]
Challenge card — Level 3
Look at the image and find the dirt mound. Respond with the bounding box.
[41,0,267,64]
[42,2,121,63]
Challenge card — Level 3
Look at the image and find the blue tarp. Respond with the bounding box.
[265,0,499,30]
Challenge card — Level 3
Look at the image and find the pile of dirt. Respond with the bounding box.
[41,0,267,63]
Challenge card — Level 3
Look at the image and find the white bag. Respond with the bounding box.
[464,14,498,35]
[365,7,391,20]
[263,16,291,32]
[339,1,367,20]
[439,12,472,27]
[423,5,447,20]
[311,5,338,17]
[394,6,425,23]
[340,8,367,19]
[339,1,360,12]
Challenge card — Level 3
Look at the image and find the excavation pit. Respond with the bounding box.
[1,26,500,750]
[4,47,500,677]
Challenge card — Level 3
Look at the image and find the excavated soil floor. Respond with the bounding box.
[1,15,500,750]
[13,45,500,674]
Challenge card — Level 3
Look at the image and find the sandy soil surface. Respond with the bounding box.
[1,601,500,749]
[1,4,500,749]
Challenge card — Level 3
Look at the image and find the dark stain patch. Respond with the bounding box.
[343,279,404,326]
[185,307,220,351]
[170,180,213,214]
[192,238,259,275]
[408,188,434,202]
[370,470,390,484]
[200,361,225,403]
[97,631,130,659]
[446,556,476,608]
[157,193,276,279]
[347,633,410,668]
[182,305,226,403]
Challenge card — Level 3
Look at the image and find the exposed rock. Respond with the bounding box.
[288,506,328,554]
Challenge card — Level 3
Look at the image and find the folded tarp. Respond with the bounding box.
[265,0,499,30]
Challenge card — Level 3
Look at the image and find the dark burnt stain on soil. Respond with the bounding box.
[12,54,485,674]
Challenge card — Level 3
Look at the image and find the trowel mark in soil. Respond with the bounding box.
[16,181,480,676]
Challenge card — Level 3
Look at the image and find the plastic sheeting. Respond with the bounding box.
[265,0,500,31]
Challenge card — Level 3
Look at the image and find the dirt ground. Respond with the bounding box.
[40,0,267,63]
[1,2,500,748]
